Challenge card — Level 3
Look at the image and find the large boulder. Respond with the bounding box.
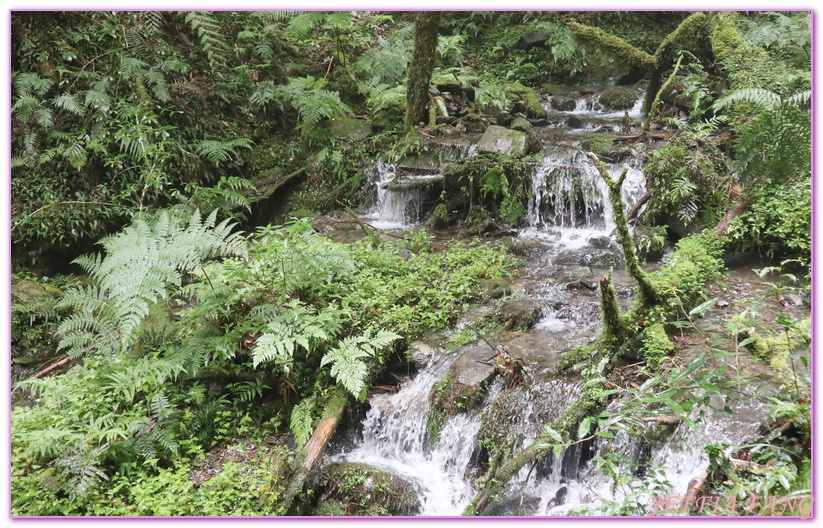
[317,462,419,516]
[496,298,542,331]
[476,125,529,158]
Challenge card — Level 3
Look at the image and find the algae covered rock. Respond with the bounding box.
[476,126,529,158]
[318,462,419,516]
[599,86,637,110]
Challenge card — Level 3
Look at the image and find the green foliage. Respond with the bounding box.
[650,234,725,315]
[184,12,228,70]
[57,209,246,357]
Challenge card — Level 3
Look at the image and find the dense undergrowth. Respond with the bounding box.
[11,211,513,515]
[11,10,811,517]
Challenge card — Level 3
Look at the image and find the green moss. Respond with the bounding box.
[503,82,546,119]
[568,22,655,72]
[599,86,637,110]
[427,372,487,446]
[319,462,419,516]
[640,323,674,368]
[580,133,614,156]
[650,234,725,313]
[748,323,810,378]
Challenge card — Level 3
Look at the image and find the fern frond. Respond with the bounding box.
[57,210,247,356]
[145,11,164,34]
[184,11,227,69]
[289,397,316,449]
[284,12,325,40]
[320,329,400,400]
[195,138,254,166]
[52,93,85,116]
[714,87,781,111]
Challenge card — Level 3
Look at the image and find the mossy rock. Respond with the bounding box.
[476,125,529,158]
[552,96,577,111]
[504,82,547,119]
[424,203,447,229]
[599,86,637,110]
[11,280,63,306]
[496,298,541,331]
[510,117,533,132]
[318,462,419,516]
[580,133,614,157]
[466,207,497,235]
[325,117,373,140]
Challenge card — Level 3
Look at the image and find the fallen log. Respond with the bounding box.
[714,200,747,238]
[281,392,348,514]
[12,355,73,391]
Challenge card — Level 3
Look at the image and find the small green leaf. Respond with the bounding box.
[578,417,591,439]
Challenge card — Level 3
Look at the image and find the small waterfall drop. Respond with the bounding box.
[329,354,481,515]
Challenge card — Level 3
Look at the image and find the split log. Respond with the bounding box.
[681,471,708,512]
[714,201,746,238]
[281,394,348,513]
[338,201,381,247]
[589,153,660,305]
[645,54,683,132]
[626,190,653,225]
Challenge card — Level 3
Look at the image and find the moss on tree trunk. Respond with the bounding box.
[405,12,440,129]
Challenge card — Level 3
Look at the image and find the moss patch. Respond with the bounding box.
[599,86,637,110]
[504,82,547,119]
[581,133,614,157]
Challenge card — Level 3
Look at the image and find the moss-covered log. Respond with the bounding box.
[463,391,604,515]
[644,53,683,132]
[405,12,441,129]
[644,12,708,113]
[282,390,349,513]
[587,153,659,305]
[568,22,655,72]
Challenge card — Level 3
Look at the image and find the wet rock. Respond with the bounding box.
[530,117,551,127]
[587,236,613,249]
[516,30,549,50]
[783,293,804,307]
[560,267,593,282]
[598,86,637,110]
[476,125,529,158]
[552,96,577,111]
[386,174,443,192]
[566,280,598,291]
[407,341,439,369]
[450,345,498,392]
[554,247,623,268]
[547,485,568,509]
[566,116,584,128]
[464,117,488,133]
[497,298,542,331]
[510,116,533,133]
[318,462,419,516]
[325,117,372,140]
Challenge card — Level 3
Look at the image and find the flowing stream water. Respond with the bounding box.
[327,91,770,516]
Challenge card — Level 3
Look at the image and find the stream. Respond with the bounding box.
[321,90,805,516]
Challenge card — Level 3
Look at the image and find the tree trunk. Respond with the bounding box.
[714,200,747,238]
[405,12,440,129]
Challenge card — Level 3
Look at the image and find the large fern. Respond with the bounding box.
[57,209,247,357]
[320,329,400,401]
[183,11,227,69]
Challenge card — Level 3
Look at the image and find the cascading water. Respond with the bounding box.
[367,162,428,230]
[328,353,482,515]
[327,91,768,516]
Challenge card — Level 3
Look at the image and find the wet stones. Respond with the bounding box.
[407,341,440,369]
[552,96,577,111]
